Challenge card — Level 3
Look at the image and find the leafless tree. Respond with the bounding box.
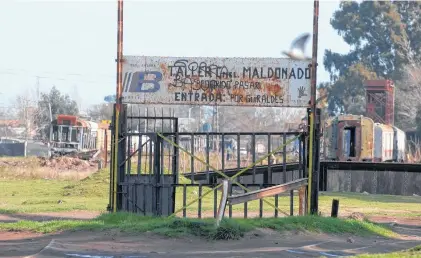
[13,90,39,139]
[217,106,306,132]
[87,103,113,121]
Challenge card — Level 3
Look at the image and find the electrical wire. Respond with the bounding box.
[0,68,115,84]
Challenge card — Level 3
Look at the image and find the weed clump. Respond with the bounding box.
[166,218,247,240]
[212,219,246,240]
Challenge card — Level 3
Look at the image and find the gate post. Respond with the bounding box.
[116,104,127,211]
[307,108,321,215]
[313,108,321,213]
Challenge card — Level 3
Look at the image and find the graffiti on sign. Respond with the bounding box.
[122,56,311,107]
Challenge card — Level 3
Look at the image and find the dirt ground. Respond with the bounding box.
[2,225,421,258]
[2,211,421,258]
[2,210,421,225]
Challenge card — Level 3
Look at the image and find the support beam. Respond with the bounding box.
[216,178,308,226]
[228,178,309,205]
[216,180,229,227]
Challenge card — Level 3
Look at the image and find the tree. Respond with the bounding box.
[396,65,421,131]
[324,1,421,118]
[217,106,306,132]
[13,90,39,139]
[35,86,79,139]
[87,103,113,121]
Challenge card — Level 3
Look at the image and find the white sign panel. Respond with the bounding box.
[122,56,311,107]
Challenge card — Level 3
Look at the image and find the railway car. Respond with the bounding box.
[393,126,406,162]
[323,114,407,162]
[50,115,111,155]
[374,123,394,162]
[324,114,375,161]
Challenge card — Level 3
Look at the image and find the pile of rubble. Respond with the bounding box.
[0,158,34,168]
[37,156,97,171]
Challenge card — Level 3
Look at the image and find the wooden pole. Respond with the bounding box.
[111,0,124,212]
[307,0,320,215]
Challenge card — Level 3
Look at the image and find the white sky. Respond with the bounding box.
[0,0,350,110]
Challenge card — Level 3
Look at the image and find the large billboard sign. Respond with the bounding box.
[122,56,311,107]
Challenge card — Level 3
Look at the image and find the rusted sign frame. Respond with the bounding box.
[121,55,312,108]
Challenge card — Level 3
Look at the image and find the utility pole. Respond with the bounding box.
[111,0,124,213]
[307,0,320,215]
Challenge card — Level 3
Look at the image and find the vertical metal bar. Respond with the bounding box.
[252,134,256,183]
[313,108,321,211]
[161,107,164,132]
[154,135,161,216]
[148,136,153,175]
[259,184,263,218]
[160,137,164,175]
[302,134,307,178]
[133,181,137,213]
[290,190,294,216]
[213,187,218,218]
[168,136,171,176]
[173,118,179,184]
[283,133,287,183]
[237,134,240,170]
[228,184,232,218]
[206,133,210,184]
[244,185,248,218]
[299,134,303,178]
[142,183,146,215]
[137,133,142,175]
[146,108,149,132]
[117,106,127,211]
[127,135,132,175]
[190,133,194,181]
[153,107,157,132]
[198,184,202,218]
[111,0,124,213]
[267,133,272,184]
[183,184,187,218]
[221,133,225,173]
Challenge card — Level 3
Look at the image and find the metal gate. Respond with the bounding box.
[110,105,309,218]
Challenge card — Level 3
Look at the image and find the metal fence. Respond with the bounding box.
[112,106,308,218]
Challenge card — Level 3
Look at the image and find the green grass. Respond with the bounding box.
[0,212,396,240]
[1,167,421,217]
[351,245,421,257]
[0,168,109,213]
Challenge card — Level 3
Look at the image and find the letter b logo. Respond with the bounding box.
[129,71,162,93]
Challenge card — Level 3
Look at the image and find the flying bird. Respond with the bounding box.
[282,33,312,61]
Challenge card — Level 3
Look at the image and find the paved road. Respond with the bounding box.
[29,238,421,258]
[2,224,421,258]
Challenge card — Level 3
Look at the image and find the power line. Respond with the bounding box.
[0,69,115,84]
[0,68,115,79]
